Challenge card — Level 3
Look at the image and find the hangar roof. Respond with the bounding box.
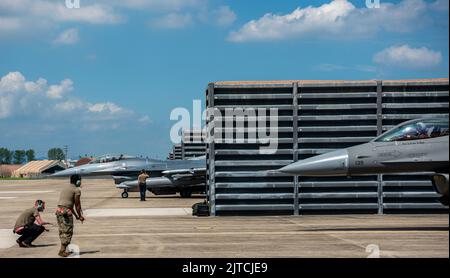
[13,160,67,176]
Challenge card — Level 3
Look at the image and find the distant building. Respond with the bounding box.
[182,129,206,159]
[167,130,207,161]
[169,144,183,160]
[12,160,67,178]
[75,157,92,167]
[167,152,175,160]
[0,165,22,178]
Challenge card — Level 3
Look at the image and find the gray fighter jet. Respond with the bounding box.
[279,117,449,206]
[52,154,206,198]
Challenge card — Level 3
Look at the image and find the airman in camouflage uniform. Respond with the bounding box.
[56,175,85,257]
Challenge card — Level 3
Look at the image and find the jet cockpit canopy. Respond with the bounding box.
[375,117,449,142]
[89,154,135,164]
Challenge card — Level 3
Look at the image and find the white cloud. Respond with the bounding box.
[55,99,86,112]
[46,79,74,99]
[88,102,124,114]
[53,28,79,45]
[0,72,146,130]
[0,72,43,118]
[138,115,151,124]
[150,4,237,29]
[150,13,193,29]
[0,0,122,37]
[25,78,48,93]
[0,0,123,24]
[228,0,446,42]
[212,6,237,27]
[228,0,353,42]
[0,0,236,37]
[0,17,23,33]
[0,72,26,92]
[373,45,442,69]
[54,4,122,24]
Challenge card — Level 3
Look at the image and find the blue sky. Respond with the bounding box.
[0,0,449,159]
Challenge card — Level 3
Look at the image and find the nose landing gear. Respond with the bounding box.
[121,190,129,199]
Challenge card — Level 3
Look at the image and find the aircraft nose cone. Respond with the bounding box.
[280,149,349,176]
[51,168,78,178]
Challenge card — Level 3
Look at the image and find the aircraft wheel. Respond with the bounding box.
[121,191,129,199]
[180,190,192,198]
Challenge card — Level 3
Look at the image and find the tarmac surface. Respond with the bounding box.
[0,178,448,258]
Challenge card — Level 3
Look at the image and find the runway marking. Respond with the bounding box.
[0,191,54,194]
[84,208,193,217]
[283,218,400,258]
[0,229,17,249]
[0,197,17,200]
[325,233,396,258]
[75,230,448,238]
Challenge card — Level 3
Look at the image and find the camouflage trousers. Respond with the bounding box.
[56,213,74,246]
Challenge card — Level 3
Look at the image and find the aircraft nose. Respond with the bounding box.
[51,168,78,178]
[280,149,349,176]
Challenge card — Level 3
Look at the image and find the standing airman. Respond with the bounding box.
[56,174,85,257]
[138,170,150,201]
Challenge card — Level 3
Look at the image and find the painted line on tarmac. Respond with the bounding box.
[84,208,193,217]
[75,230,448,238]
[0,229,17,249]
[0,197,17,200]
[0,191,54,194]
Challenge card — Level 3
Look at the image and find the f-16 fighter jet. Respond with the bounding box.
[280,117,449,206]
[52,154,206,198]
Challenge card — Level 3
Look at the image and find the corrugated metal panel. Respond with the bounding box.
[297,83,379,214]
[208,85,295,215]
[381,82,448,212]
[207,79,449,216]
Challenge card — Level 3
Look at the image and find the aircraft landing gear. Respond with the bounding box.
[121,190,129,199]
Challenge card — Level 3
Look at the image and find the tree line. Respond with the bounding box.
[0,148,65,165]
